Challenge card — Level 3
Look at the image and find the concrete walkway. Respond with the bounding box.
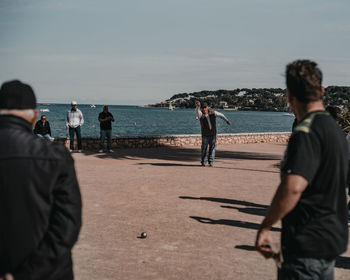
[72,143,350,280]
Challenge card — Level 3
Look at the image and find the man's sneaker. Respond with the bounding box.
[209,163,214,167]
[108,149,114,153]
[78,150,82,153]
[201,162,205,167]
[98,149,104,153]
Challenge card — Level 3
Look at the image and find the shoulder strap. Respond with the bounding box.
[294,111,329,134]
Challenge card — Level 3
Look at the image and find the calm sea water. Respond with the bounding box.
[37,104,294,137]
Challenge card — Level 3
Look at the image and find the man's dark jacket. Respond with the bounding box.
[34,120,51,136]
[0,115,82,280]
[199,111,217,136]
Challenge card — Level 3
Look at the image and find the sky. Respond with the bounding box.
[0,0,349,105]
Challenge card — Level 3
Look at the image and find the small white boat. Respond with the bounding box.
[283,113,294,117]
[40,108,50,112]
[90,104,96,108]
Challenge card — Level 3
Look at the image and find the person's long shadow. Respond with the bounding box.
[82,146,282,163]
[221,205,267,216]
[336,256,350,269]
[190,216,280,232]
[235,245,256,251]
[138,162,200,167]
[137,162,279,173]
[179,196,268,209]
[181,196,270,229]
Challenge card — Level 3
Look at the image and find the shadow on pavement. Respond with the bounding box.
[235,245,256,251]
[179,196,268,209]
[190,216,280,232]
[82,146,282,163]
[336,256,350,269]
[138,162,279,173]
[138,162,200,167]
[180,196,268,219]
[221,205,267,216]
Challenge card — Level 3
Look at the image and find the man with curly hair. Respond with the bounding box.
[256,60,348,279]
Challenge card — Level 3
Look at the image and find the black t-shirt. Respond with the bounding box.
[98,112,114,130]
[281,111,348,259]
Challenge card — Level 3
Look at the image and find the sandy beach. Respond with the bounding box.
[72,143,350,280]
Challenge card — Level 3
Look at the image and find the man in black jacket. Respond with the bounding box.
[34,115,53,141]
[98,105,115,153]
[0,80,82,280]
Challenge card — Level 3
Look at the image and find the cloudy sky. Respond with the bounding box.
[0,0,349,105]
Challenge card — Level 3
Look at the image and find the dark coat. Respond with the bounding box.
[200,111,217,136]
[0,115,82,280]
[34,120,51,136]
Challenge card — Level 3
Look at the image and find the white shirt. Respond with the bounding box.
[66,108,84,128]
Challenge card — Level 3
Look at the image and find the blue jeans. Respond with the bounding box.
[37,134,52,141]
[69,126,82,150]
[278,258,335,280]
[99,129,112,150]
[201,135,216,164]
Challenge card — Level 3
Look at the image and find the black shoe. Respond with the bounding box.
[201,162,205,167]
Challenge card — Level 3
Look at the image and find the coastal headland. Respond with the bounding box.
[148,86,350,112]
[72,143,350,280]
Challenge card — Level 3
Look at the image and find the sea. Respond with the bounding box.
[37,104,295,138]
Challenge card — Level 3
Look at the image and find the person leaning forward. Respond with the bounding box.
[255,60,348,280]
[0,80,82,280]
[195,101,231,167]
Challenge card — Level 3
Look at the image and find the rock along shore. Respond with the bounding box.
[55,132,291,150]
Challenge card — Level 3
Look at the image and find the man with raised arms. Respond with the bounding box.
[195,101,231,167]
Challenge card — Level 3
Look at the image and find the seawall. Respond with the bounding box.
[55,132,291,150]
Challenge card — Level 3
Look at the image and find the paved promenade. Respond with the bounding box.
[72,143,350,280]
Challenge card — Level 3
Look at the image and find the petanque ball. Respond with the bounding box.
[140,232,147,238]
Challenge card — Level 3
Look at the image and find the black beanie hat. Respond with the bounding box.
[0,80,37,109]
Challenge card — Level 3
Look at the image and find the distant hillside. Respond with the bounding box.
[149,86,350,112]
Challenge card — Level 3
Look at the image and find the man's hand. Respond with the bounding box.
[227,121,231,126]
[195,101,201,107]
[255,228,275,259]
[0,273,14,280]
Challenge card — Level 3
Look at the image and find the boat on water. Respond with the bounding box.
[283,113,294,117]
[40,108,50,112]
[90,104,96,108]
